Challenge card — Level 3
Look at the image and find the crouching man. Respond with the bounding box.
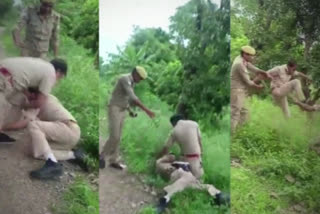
[2,88,87,180]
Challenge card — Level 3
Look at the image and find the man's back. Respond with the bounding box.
[0,57,55,95]
[173,120,201,155]
[38,95,76,122]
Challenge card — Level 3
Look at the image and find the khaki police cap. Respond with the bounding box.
[135,66,147,79]
[241,46,256,55]
[41,0,56,4]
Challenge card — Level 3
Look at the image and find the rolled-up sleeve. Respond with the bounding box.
[247,62,264,74]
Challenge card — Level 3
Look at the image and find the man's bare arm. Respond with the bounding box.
[2,119,30,131]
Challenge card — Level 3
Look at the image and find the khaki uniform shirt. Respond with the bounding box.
[38,95,76,122]
[0,57,56,95]
[231,56,262,91]
[165,120,201,155]
[14,6,60,53]
[109,74,138,108]
[268,65,297,89]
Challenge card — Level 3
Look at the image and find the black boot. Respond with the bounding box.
[99,157,106,169]
[156,196,169,213]
[0,132,15,143]
[109,162,126,170]
[214,192,230,206]
[69,148,89,171]
[30,159,63,180]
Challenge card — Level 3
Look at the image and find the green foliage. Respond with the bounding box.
[52,177,99,214]
[55,0,98,55]
[232,97,320,213]
[0,0,13,20]
[170,0,230,122]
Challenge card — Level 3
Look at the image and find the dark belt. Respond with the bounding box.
[184,154,200,158]
[0,67,13,86]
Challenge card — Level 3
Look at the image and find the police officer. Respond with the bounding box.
[2,90,86,179]
[99,66,155,170]
[0,57,67,136]
[267,60,310,118]
[12,0,60,59]
[156,115,229,212]
[231,46,269,133]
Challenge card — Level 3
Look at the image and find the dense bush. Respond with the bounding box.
[0,0,13,20]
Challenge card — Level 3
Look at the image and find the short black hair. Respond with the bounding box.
[287,59,297,67]
[28,87,39,93]
[170,114,184,126]
[50,58,68,75]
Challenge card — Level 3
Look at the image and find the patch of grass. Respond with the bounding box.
[232,96,320,213]
[231,167,285,214]
[52,177,99,214]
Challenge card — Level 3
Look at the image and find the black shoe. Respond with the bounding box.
[99,157,106,169]
[214,192,230,206]
[0,132,15,143]
[156,197,169,213]
[109,162,126,170]
[30,159,63,180]
[69,148,88,172]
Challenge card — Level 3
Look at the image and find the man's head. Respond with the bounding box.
[287,59,297,75]
[170,114,184,127]
[132,66,147,83]
[241,45,256,63]
[39,0,55,15]
[50,58,67,81]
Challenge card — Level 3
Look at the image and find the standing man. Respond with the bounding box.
[0,57,67,137]
[267,60,311,118]
[231,46,269,133]
[2,90,86,180]
[156,115,229,212]
[12,0,60,59]
[99,66,155,170]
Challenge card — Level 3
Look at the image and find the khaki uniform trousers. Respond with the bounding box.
[272,79,305,118]
[101,105,126,163]
[231,88,249,133]
[156,155,220,198]
[27,120,80,161]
